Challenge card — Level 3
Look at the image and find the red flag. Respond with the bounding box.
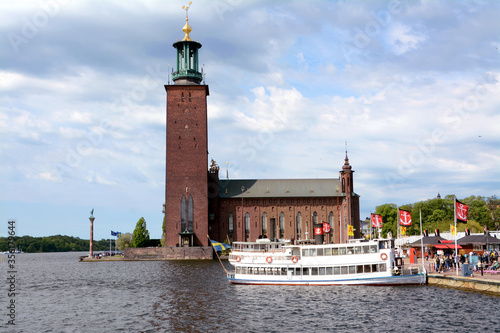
[322,222,331,233]
[371,214,383,228]
[399,209,412,226]
[456,200,469,223]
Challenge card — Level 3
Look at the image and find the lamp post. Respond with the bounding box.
[241,186,245,242]
[336,186,340,244]
[89,209,95,258]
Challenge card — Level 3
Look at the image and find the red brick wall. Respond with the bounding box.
[218,197,350,244]
[164,85,209,246]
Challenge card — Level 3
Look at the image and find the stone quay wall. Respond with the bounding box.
[124,246,213,260]
[428,274,500,295]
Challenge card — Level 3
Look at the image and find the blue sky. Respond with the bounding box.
[1,0,499,240]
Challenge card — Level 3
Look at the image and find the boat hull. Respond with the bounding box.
[227,273,426,286]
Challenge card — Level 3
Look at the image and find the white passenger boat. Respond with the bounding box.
[227,238,426,286]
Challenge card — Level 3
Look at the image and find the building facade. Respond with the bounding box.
[164,16,360,249]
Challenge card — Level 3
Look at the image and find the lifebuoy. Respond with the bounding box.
[380,253,388,260]
[291,256,299,263]
[266,256,272,263]
[235,255,241,262]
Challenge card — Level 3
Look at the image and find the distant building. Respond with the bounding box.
[163,15,360,252]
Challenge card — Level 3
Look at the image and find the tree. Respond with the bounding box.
[132,217,150,247]
[116,233,133,250]
[160,215,166,247]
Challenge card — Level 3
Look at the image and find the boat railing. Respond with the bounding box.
[400,263,426,275]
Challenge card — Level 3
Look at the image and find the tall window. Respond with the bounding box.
[313,211,318,225]
[245,213,250,240]
[188,196,193,231]
[296,212,302,240]
[228,213,233,235]
[181,196,186,231]
[329,211,334,232]
[262,212,267,236]
[279,212,285,238]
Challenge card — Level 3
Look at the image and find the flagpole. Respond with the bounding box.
[420,208,424,273]
[454,196,458,276]
[397,208,399,242]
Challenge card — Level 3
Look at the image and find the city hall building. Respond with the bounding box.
[163,16,360,253]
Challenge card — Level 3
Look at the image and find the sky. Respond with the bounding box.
[1,0,499,241]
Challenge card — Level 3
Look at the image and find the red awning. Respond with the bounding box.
[434,244,462,249]
[440,240,453,243]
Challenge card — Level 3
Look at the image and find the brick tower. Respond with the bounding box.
[339,147,360,242]
[164,12,209,247]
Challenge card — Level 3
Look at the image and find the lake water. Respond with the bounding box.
[0,252,498,332]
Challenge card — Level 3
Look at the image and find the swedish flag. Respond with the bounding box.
[210,239,231,252]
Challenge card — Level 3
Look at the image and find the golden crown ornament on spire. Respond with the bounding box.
[181,1,193,41]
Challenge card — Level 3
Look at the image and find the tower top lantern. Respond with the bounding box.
[172,2,203,84]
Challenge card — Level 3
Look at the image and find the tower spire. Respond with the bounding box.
[342,140,351,170]
[181,2,193,41]
[172,2,203,84]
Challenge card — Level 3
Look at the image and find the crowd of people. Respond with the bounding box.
[431,250,499,273]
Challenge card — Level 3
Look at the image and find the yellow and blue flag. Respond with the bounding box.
[210,239,231,252]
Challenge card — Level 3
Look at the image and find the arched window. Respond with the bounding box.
[229,213,233,234]
[296,212,302,240]
[313,211,318,225]
[262,212,267,235]
[342,178,345,193]
[181,196,186,231]
[245,213,250,233]
[329,211,334,232]
[188,196,193,231]
[279,212,284,238]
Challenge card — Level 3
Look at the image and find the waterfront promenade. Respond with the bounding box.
[409,258,500,295]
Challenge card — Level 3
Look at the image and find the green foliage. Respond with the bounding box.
[132,217,150,248]
[374,195,498,237]
[0,235,110,253]
[160,215,165,247]
[116,233,133,250]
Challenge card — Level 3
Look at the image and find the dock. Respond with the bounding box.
[409,258,500,295]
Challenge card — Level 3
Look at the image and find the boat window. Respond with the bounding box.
[325,248,332,256]
[302,249,308,257]
[372,264,378,272]
[349,266,356,274]
[380,263,387,271]
[281,268,287,275]
[339,248,346,255]
[310,248,317,256]
[364,265,371,273]
[356,265,363,274]
[340,266,348,275]
[259,268,265,275]
[362,246,369,254]
[295,267,301,276]
[236,267,241,274]
[319,267,326,275]
[347,247,354,255]
[326,267,333,275]
[317,248,324,256]
[354,246,361,254]
[247,267,253,274]
[311,267,318,275]
[370,245,377,253]
[332,248,339,255]
[302,267,309,275]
